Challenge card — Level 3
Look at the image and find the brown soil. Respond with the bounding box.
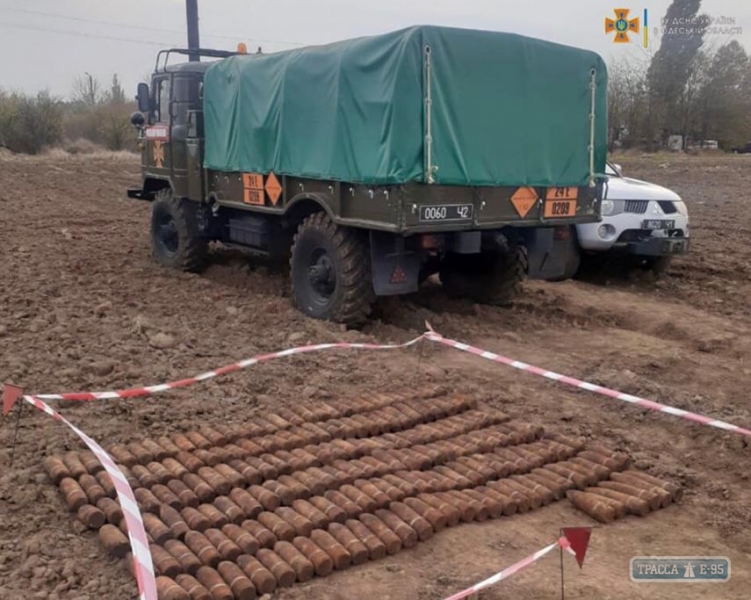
[0,152,749,599]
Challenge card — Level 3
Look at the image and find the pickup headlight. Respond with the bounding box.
[601,199,616,216]
[674,201,688,216]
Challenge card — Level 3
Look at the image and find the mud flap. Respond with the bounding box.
[522,227,574,280]
[370,231,422,296]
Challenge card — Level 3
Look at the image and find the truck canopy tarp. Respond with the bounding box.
[203,26,607,187]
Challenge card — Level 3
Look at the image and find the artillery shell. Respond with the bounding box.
[221,523,259,555]
[609,473,673,507]
[463,488,504,519]
[257,511,296,542]
[197,504,230,529]
[256,548,297,587]
[241,519,277,549]
[168,480,199,508]
[291,499,329,529]
[94,470,116,498]
[416,494,460,527]
[511,475,556,505]
[568,457,611,481]
[291,536,334,576]
[542,432,586,452]
[308,496,347,524]
[290,471,326,497]
[382,474,418,497]
[359,513,402,555]
[213,463,245,489]
[597,480,663,511]
[213,496,245,525]
[130,464,157,488]
[175,451,205,473]
[543,464,592,488]
[247,485,281,511]
[184,531,221,567]
[353,480,391,508]
[618,470,683,502]
[181,507,211,533]
[323,490,362,519]
[108,445,138,468]
[585,487,650,516]
[235,439,265,458]
[339,484,377,513]
[134,488,161,514]
[227,459,262,486]
[310,528,352,570]
[77,504,105,529]
[217,561,256,600]
[156,576,191,600]
[182,473,216,504]
[151,544,182,578]
[275,506,314,538]
[185,432,212,450]
[326,522,369,565]
[228,488,263,520]
[79,473,107,505]
[60,477,88,512]
[193,449,221,467]
[261,480,295,506]
[43,456,71,485]
[579,450,629,472]
[153,484,182,510]
[143,512,173,545]
[277,474,311,500]
[61,452,88,479]
[97,497,123,525]
[78,450,103,475]
[160,504,190,539]
[127,442,154,465]
[449,490,489,521]
[374,509,418,547]
[567,490,620,523]
[164,539,202,575]
[237,554,277,594]
[369,478,405,502]
[157,436,181,457]
[274,540,315,582]
[204,528,242,562]
[434,491,476,522]
[195,566,233,600]
[199,426,227,447]
[99,524,129,558]
[260,453,291,476]
[172,434,197,453]
[403,497,447,531]
[175,574,211,600]
[197,467,231,496]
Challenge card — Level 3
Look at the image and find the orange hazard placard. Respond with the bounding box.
[243,173,265,205]
[510,187,539,218]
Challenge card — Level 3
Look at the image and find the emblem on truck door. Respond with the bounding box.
[152,141,165,168]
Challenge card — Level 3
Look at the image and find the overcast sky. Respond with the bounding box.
[1,0,749,98]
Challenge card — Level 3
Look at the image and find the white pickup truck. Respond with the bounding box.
[569,163,689,276]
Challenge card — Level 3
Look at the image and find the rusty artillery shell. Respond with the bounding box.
[348,458,377,479]
[146,461,173,486]
[456,456,497,480]
[217,562,256,600]
[587,443,631,463]
[97,497,123,525]
[160,504,190,539]
[221,523,259,555]
[175,574,211,600]
[585,487,650,516]
[153,484,182,510]
[109,444,138,468]
[60,477,88,512]
[308,496,347,524]
[578,450,629,472]
[481,486,518,516]
[382,474,418,497]
[184,431,212,450]
[403,497,447,531]
[304,466,338,490]
[542,432,586,452]
[77,504,105,529]
[416,494,460,527]
[79,474,107,505]
[339,484,377,513]
[181,507,211,532]
[292,536,334,576]
[130,464,156,488]
[463,488,503,519]
[144,512,174,545]
[369,478,405,502]
[532,468,575,492]
[309,528,352,570]
[164,539,202,575]
[156,576,191,600]
[78,450,103,475]
[197,467,232,496]
[241,520,277,549]
[204,528,242,562]
[326,523,369,565]
[290,471,326,497]
[618,470,683,502]
[353,480,391,508]
[61,452,87,479]
[568,457,611,481]
[257,511,296,542]
[260,453,291,476]
[134,487,161,514]
[216,444,246,462]
[99,524,129,558]
[597,480,663,511]
[496,479,540,509]
[511,475,556,505]
[524,472,567,500]
[138,439,168,462]
[275,506,314,538]
[175,451,205,474]
[256,548,297,587]
[274,540,315,581]
[277,474,311,500]
[197,426,226,447]
[156,436,181,457]
[567,490,621,523]
[213,496,245,525]
[228,488,262,520]
[485,481,530,513]
[237,554,277,595]
[434,491,476,522]
[374,509,418,547]
[197,504,230,529]
[609,473,672,507]
[449,490,489,521]
[261,480,295,506]
[543,464,592,489]
[247,485,281,511]
[320,465,351,486]
[185,531,221,567]
[182,473,216,504]
[227,459,262,486]
[172,434,197,453]
[94,471,116,498]
[151,543,182,578]
[359,514,402,555]
[213,464,245,489]
[127,442,154,465]
[195,566,233,600]
[169,480,200,508]
[44,456,71,485]
[235,439,265,458]
[433,466,473,489]
[342,519,386,560]
[291,499,330,529]
[323,489,362,519]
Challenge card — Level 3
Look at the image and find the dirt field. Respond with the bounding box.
[0,151,749,600]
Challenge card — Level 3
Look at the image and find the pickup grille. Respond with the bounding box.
[624,200,649,214]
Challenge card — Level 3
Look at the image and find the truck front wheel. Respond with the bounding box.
[150,189,207,272]
[290,212,374,326]
[440,244,527,306]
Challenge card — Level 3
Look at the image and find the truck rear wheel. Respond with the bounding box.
[150,189,208,272]
[290,212,374,326]
[440,244,527,306]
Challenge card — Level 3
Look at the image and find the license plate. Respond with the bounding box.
[544,187,578,217]
[419,204,473,222]
[642,220,676,230]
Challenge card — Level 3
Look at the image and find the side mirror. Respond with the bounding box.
[136,82,151,113]
[612,163,623,176]
[130,111,146,129]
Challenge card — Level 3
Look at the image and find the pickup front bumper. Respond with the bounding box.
[626,236,690,257]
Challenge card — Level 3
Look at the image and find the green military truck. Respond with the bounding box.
[127,26,607,325]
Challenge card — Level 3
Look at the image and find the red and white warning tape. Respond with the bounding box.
[23,395,157,600]
[443,537,573,600]
[425,331,751,438]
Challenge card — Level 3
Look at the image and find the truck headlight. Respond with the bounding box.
[601,199,616,216]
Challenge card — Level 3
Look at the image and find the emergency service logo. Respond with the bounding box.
[630,557,730,582]
[605,8,647,46]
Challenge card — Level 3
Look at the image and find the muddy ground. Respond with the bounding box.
[0,151,749,599]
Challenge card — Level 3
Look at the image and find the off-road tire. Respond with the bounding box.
[290,212,374,326]
[440,244,527,306]
[150,189,208,272]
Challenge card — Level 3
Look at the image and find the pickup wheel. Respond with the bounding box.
[150,189,208,272]
[440,244,527,306]
[290,212,374,326]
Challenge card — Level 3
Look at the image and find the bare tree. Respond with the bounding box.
[73,72,101,106]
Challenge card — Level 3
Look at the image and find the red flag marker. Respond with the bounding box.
[562,527,592,568]
[2,384,24,416]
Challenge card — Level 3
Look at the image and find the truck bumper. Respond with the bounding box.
[626,236,690,257]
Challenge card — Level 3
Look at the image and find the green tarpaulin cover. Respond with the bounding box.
[203,26,607,187]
